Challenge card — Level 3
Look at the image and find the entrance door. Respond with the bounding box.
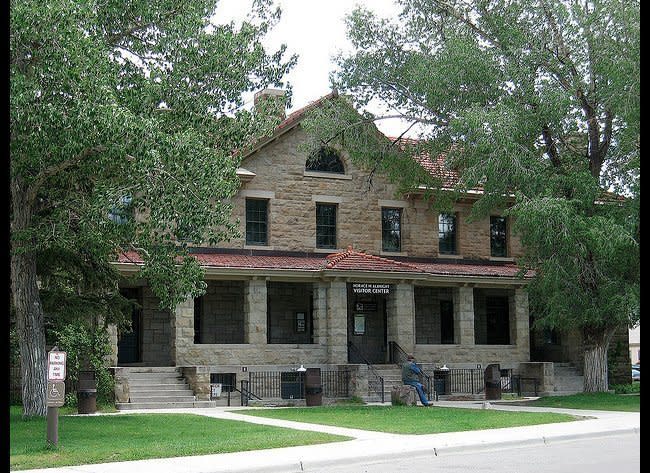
[118,287,142,364]
[347,288,387,364]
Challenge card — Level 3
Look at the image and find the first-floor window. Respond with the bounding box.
[316,203,337,249]
[382,207,402,252]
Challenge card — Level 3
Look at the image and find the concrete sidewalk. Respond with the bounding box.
[17,401,640,473]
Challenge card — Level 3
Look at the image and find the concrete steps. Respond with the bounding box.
[115,367,217,410]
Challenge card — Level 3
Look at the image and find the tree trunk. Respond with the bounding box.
[582,328,615,393]
[10,176,47,417]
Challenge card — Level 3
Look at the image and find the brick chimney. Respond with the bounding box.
[253,88,287,120]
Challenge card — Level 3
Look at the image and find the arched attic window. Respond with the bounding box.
[306,146,345,174]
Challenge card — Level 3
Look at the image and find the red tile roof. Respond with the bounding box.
[326,246,423,273]
[116,248,532,279]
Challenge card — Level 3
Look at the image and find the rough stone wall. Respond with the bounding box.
[217,126,523,260]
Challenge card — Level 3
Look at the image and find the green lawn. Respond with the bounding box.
[12,394,622,471]
[237,405,578,434]
[9,408,350,471]
[524,392,640,412]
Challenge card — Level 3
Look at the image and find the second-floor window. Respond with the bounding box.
[108,195,133,224]
[490,216,507,257]
[316,203,337,249]
[306,146,345,174]
[438,213,457,255]
[246,198,268,245]
[382,207,402,252]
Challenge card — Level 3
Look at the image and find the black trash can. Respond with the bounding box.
[78,388,97,414]
[304,368,323,406]
[78,370,97,414]
[433,370,450,395]
[484,363,502,400]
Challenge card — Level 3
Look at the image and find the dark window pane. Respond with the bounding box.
[438,213,457,254]
[108,195,133,224]
[486,296,510,344]
[490,216,507,257]
[440,300,454,344]
[246,199,268,245]
[306,147,345,173]
[316,203,337,249]
[382,208,401,252]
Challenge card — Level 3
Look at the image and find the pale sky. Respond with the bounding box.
[214,0,407,136]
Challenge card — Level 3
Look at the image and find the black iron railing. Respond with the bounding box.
[512,376,539,396]
[348,341,385,403]
[388,341,434,401]
[242,369,351,402]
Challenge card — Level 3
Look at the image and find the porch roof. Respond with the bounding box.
[116,247,532,280]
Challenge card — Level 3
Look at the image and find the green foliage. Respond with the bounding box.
[53,321,114,404]
[11,0,296,413]
[315,0,639,373]
[610,383,640,395]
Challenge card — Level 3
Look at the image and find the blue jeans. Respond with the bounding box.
[404,380,430,406]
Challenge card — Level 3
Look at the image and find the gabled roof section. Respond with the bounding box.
[241,90,339,160]
[325,246,424,273]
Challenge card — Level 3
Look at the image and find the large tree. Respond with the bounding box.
[10,0,295,416]
[303,0,639,391]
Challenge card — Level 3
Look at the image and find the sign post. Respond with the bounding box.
[46,347,66,447]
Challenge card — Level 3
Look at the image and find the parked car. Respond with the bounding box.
[632,368,640,381]
[632,363,640,371]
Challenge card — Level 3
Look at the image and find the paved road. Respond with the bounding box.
[304,432,640,473]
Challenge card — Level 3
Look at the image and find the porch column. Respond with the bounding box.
[245,278,267,345]
[513,288,530,354]
[387,283,415,353]
[172,296,195,365]
[327,280,348,364]
[312,282,328,347]
[455,286,475,345]
[106,324,118,366]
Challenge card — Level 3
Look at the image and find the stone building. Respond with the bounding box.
[109,90,621,407]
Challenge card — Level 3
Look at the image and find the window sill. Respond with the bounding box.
[304,171,352,180]
[489,256,515,262]
[314,247,341,254]
[244,245,274,250]
[380,250,408,257]
[437,254,463,259]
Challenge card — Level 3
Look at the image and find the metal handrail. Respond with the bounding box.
[348,341,385,403]
[388,341,434,401]
[239,380,263,406]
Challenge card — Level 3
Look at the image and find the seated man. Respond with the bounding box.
[401,354,431,406]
